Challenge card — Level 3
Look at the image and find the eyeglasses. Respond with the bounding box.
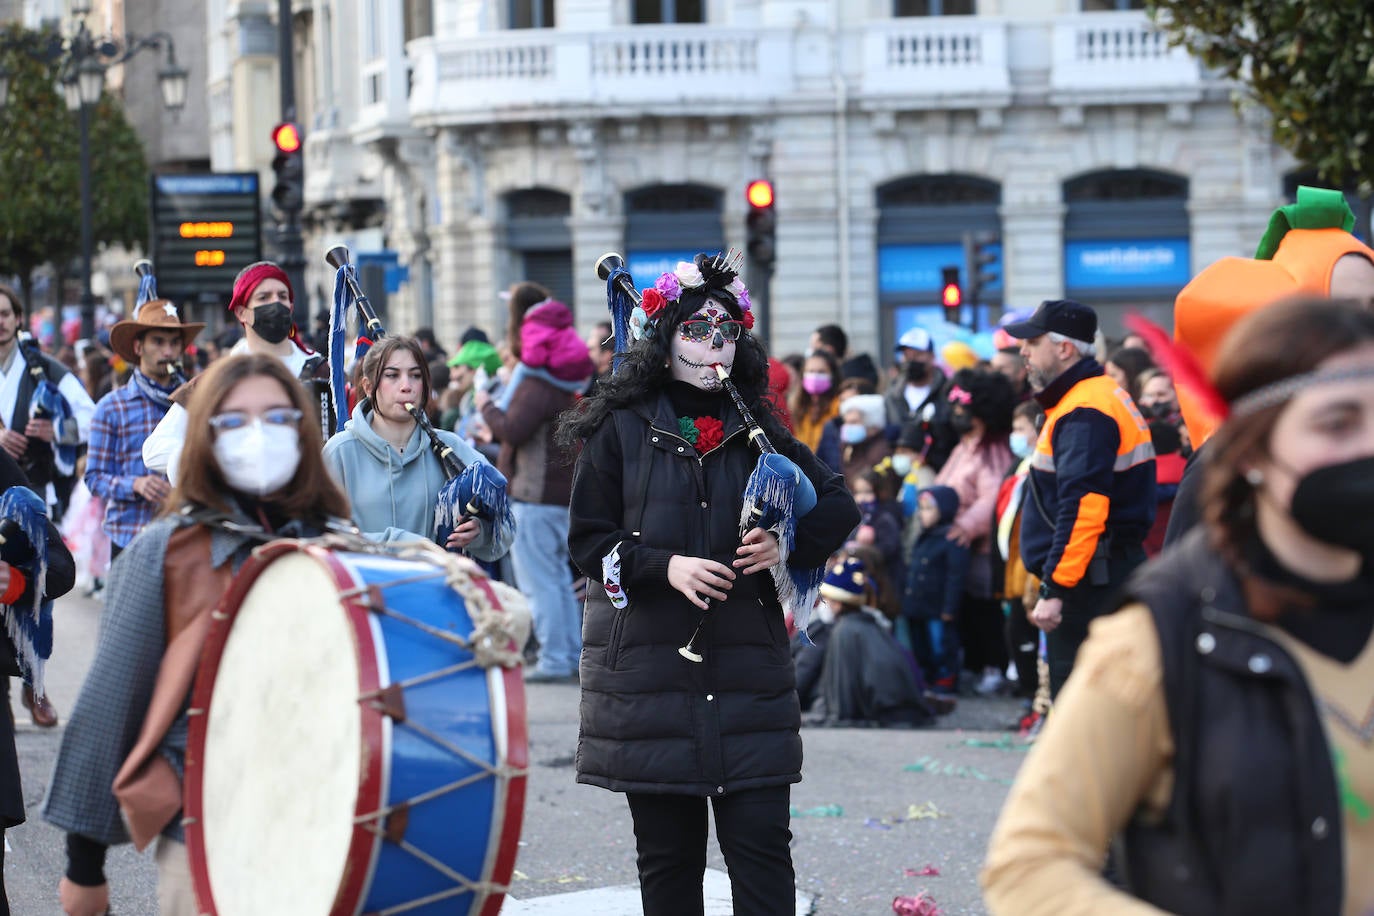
[209,407,303,432]
[679,319,744,343]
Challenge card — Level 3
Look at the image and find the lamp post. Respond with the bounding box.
[0,3,188,340]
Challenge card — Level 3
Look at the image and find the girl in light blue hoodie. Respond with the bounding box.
[322,336,512,562]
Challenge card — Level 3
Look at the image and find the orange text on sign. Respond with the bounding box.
[180,222,235,239]
[195,250,227,267]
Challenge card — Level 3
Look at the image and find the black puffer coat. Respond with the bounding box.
[568,388,857,796]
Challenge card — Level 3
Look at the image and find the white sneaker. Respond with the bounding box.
[975,666,1006,696]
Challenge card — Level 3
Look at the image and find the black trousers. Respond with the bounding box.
[626,785,795,916]
[1046,545,1146,699]
[1004,598,1039,699]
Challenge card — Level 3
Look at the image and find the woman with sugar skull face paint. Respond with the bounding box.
[46,355,353,916]
[559,254,859,915]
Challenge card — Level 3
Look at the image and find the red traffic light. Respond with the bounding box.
[746,179,774,209]
[942,282,962,308]
[272,122,302,154]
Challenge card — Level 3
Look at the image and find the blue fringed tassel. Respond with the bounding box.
[329,265,353,431]
[0,487,50,696]
[30,379,76,476]
[605,267,635,375]
[435,463,514,552]
[738,454,826,642]
[136,272,158,307]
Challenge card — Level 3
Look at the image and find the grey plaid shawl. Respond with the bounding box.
[42,515,259,846]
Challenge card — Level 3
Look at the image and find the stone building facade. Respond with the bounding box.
[300,0,1295,356]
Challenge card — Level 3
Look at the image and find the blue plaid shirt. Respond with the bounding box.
[83,376,174,547]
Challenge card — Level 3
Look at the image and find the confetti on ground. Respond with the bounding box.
[950,735,1031,752]
[863,801,948,829]
[903,755,1015,786]
[790,803,844,817]
[903,865,941,877]
[892,891,945,915]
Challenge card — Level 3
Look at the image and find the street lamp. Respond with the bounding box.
[0,11,188,340]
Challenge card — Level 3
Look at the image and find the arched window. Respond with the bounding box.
[623,183,725,284]
[876,174,1003,353]
[1062,168,1190,332]
[505,188,573,303]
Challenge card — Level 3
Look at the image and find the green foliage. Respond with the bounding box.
[1146,1,1374,195]
[0,24,151,297]
[0,25,80,293]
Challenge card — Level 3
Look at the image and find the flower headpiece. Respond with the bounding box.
[629,250,754,341]
[947,385,973,405]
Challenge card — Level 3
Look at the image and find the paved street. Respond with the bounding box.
[7,590,1025,915]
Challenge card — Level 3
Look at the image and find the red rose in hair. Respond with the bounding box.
[640,287,667,319]
[694,415,724,453]
[741,310,755,330]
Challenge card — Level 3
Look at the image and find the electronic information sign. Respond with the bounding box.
[149,173,263,304]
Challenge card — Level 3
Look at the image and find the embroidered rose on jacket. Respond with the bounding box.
[677,416,700,445]
[654,272,682,302]
[693,416,724,453]
[640,287,667,319]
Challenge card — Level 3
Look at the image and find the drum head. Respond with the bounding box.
[185,546,381,916]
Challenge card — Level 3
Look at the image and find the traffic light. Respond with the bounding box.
[940,266,962,324]
[745,179,776,269]
[270,121,304,215]
[963,232,999,308]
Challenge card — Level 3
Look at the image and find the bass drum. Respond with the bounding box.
[183,541,527,915]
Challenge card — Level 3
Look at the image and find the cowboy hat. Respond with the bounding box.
[108,299,205,363]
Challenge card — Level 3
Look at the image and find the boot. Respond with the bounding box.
[21,683,58,728]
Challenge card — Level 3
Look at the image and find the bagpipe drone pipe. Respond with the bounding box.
[326,246,512,552]
[133,259,189,385]
[594,252,824,660]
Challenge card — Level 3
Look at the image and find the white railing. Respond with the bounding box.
[1050,12,1200,95]
[860,17,1011,99]
[409,27,792,122]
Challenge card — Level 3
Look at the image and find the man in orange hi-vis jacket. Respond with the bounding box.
[1005,300,1156,698]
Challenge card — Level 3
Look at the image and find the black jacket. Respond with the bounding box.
[568,389,857,796]
[1116,528,1343,916]
[817,610,931,727]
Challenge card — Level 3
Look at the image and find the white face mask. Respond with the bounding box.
[213,421,302,498]
[890,454,914,477]
[1009,432,1034,459]
[670,303,737,391]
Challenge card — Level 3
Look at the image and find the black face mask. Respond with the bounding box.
[1288,455,1374,555]
[949,411,975,434]
[904,361,930,384]
[251,303,294,344]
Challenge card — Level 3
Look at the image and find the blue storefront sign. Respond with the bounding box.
[626,250,699,287]
[878,243,1004,295]
[1064,238,1191,290]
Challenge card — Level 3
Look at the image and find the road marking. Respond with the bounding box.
[504,867,815,914]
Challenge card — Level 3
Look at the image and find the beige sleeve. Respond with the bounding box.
[980,602,1176,916]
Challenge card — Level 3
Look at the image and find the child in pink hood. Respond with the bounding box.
[520,300,595,382]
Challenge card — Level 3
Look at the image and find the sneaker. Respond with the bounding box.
[525,668,578,684]
[975,666,1007,696]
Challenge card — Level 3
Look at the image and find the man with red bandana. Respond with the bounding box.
[142,262,330,482]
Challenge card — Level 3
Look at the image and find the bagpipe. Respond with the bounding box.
[326,246,512,553]
[404,401,514,553]
[133,259,189,385]
[594,252,824,661]
[0,486,52,697]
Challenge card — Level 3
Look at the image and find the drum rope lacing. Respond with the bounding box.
[343,542,530,909]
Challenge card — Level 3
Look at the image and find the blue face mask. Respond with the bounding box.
[840,423,867,445]
[1009,432,1034,459]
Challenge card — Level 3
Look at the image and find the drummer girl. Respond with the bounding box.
[45,354,351,916]
[323,335,512,561]
[558,254,858,914]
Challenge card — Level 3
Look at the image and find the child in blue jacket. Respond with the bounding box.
[902,485,969,694]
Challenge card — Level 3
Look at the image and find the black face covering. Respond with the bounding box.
[1288,455,1374,555]
[904,360,930,384]
[949,411,974,435]
[251,303,294,344]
